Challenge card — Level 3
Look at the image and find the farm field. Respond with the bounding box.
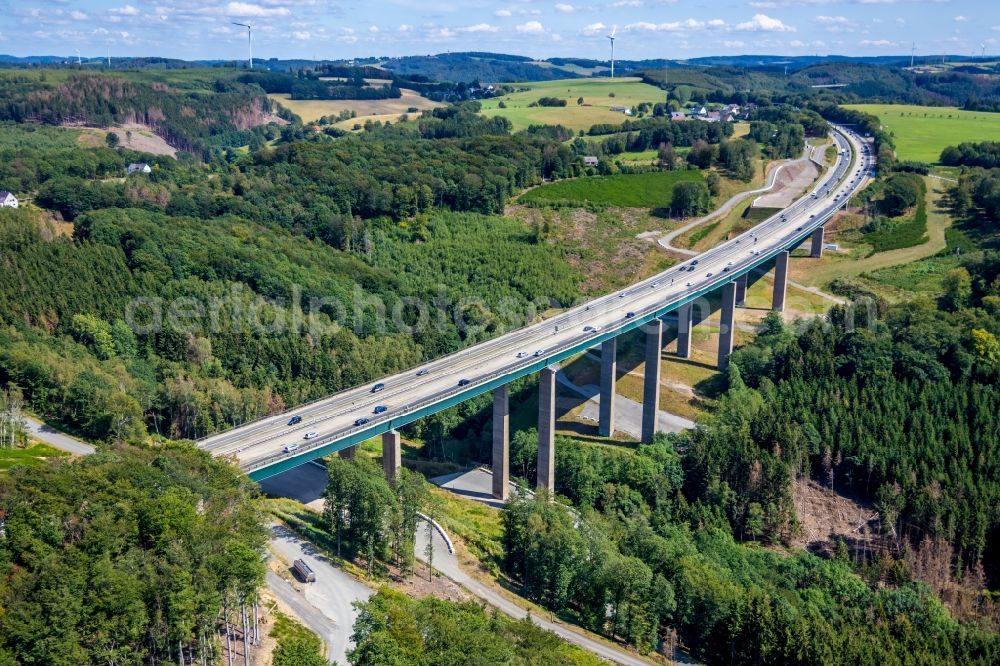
[519,170,703,208]
[842,104,1000,163]
[479,77,665,132]
[268,88,442,123]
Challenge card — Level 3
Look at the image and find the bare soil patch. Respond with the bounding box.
[792,478,879,555]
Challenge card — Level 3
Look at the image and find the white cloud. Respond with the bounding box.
[211,26,232,34]
[495,9,512,17]
[581,22,606,36]
[953,15,967,22]
[735,14,795,33]
[625,19,727,33]
[398,24,413,32]
[368,25,379,33]
[816,15,848,23]
[70,10,88,20]
[789,39,805,47]
[459,23,499,33]
[861,39,894,46]
[516,20,544,34]
[554,3,575,12]
[110,5,140,16]
[293,31,310,40]
[723,40,745,48]
[224,3,290,18]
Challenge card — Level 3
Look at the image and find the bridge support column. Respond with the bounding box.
[491,385,510,501]
[339,446,356,460]
[641,319,663,443]
[718,281,737,370]
[537,366,556,494]
[676,303,692,359]
[772,250,789,312]
[735,273,748,306]
[382,430,401,481]
[810,226,825,258]
[598,338,617,438]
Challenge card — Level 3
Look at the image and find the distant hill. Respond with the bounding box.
[380,52,583,83]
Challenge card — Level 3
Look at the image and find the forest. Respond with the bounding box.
[0,443,267,665]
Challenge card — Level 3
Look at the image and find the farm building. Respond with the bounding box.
[582,156,599,167]
[0,191,18,208]
[609,106,632,115]
[127,162,152,174]
[670,112,689,122]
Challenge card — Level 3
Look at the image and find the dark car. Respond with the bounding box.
[354,418,369,427]
[625,311,635,318]
[371,383,385,393]
[416,368,429,377]
[287,415,302,426]
[373,405,387,414]
[458,379,471,386]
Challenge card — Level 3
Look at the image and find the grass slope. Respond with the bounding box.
[843,104,1000,163]
[519,170,703,208]
[269,89,442,123]
[480,78,665,132]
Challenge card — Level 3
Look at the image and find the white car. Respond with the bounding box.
[283,444,300,453]
[583,325,600,333]
[516,351,529,358]
[303,432,318,440]
[534,349,546,357]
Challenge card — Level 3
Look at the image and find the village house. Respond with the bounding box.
[127,162,152,175]
[0,191,18,208]
[582,156,600,167]
[670,111,688,122]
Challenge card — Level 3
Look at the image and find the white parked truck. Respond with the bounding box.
[293,558,316,583]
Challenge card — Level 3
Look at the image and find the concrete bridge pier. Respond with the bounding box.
[537,366,556,493]
[491,385,510,501]
[641,319,664,443]
[598,338,617,437]
[339,445,356,460]
[676,303,692,359]
[735,273,748,307]
[810,226,825,258]
[772,250,789,312]
[382,430,401,481]
[718,281,737,370]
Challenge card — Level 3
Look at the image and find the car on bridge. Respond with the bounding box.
[533,349,546,357]
[416,368,429,377]
[354,418,369,426]
[458,379,471,386]
[287,415,302,425]
[371,383,385,393]
[373,405,388,414]
[283,443,300,453]
[625,311,635,318]
[516,351,529,358]
[303,432,318,439]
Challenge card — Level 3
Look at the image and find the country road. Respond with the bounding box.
[24,415,95,455]
[414,520,676,666]
[268,524,373,665]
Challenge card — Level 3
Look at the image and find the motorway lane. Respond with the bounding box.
[200,126,870,470]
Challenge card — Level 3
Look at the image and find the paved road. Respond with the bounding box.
[269,524,373,665]
[198,127,869,477]
[556,369,695,438]
[414,519,664,666]
[24,415,95,455]
[656,146,812,254]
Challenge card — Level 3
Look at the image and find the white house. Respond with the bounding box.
[582,156,599,167]
[127,162,152,175]
[0,191,18,209]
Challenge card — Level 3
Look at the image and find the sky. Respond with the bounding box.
[0,0,996,62]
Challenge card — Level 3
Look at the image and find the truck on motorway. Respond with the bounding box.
[293,558,316,583]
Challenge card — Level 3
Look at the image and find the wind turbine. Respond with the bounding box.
[607,25,617,79]
[232,21,253,69]
[76,49,81,66]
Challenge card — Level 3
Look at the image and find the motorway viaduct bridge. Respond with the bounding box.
[199,126,871,500]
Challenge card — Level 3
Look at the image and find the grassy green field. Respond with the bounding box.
[480,78,665,132]
[843,104,1000,163]
[269,89,442,124]
[519,170,703,208]
[0,443,69,471]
